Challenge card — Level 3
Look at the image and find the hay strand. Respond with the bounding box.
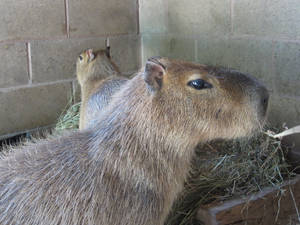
[55,102,81,132]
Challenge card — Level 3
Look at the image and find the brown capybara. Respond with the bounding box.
[0,57,269,225]
[76,48,128,129]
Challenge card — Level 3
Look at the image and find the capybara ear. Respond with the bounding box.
[86,49,95,62]
[144,57,166,93]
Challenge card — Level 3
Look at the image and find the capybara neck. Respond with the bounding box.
[89,74,196,179]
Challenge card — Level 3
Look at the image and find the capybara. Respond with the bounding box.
[77,48,128,129]
[0,57,269,225]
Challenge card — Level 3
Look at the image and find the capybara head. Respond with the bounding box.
[141,57,269,144]
[76,49,96,73]
[76,49,118,84]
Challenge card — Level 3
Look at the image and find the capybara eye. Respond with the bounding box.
[79,55,83,61]
[187,79,212,90]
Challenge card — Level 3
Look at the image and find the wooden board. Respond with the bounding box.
[197,176,300,225]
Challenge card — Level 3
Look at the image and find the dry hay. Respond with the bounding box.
[55,101,80,132]
[165,130,294,225]
[55,103,295,225]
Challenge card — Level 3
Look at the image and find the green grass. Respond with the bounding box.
[55,101,81,132]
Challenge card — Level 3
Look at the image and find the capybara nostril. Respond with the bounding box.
[257,85,269,118]
[262,95,269,115]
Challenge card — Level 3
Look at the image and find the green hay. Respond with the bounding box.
[55,103,294,225]
[55,101,81,131]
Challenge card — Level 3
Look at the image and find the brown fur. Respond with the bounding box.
[0,57,268,225]
[76,49,128,129]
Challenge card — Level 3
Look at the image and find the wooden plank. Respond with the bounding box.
[197,176,300,225]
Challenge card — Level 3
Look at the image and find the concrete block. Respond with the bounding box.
[268,94,300,128]
[69,0,137,37]
[110,35,141,73]
[139,0,168,33]
[273,41,300,96]
[142,35,195,65]
[31,39,79,83]
[0,82,72,136]
[168,0,231,36]
[0,43,28,88]
[197,36,274,91]
[31,38,106,83]
[167,37,195,62]
[31,35,139,83]
[142,35,171,63]
[197,36,230,66]
[233,0,300,39]
[0,0,65,41]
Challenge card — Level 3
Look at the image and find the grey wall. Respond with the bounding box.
[140,0,300,129]
[1,0,300,139]
[0,0,140,138]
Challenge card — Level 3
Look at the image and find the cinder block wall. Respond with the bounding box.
[140,0,300,129]
[1,0,300,140]
[0,0,140,139]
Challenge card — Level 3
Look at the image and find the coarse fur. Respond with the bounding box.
[84,76,128,129]
[0,57,269,225]
[76,49,128,129]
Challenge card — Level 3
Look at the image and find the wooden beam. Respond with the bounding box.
[197,176,300,225]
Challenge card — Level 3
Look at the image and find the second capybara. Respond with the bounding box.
[0,57,268,225]
[76,48,128,129]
